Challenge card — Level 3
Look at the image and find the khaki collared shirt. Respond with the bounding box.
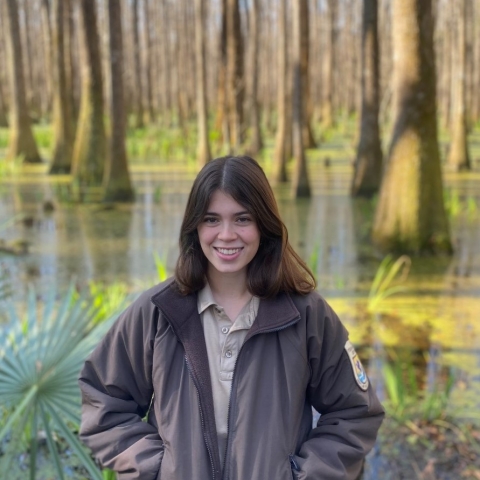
[198,283,259,464]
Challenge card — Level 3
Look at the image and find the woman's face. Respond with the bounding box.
[197,190,260,280]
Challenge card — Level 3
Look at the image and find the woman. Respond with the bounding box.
[79,156,384,480]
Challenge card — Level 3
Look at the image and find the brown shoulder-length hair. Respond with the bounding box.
[175,155,316,298]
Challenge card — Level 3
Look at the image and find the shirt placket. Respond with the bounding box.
[215,307,242,382]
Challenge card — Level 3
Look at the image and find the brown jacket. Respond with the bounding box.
[79,279,384,480]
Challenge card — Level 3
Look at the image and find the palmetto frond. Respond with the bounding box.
[0,284,125,480]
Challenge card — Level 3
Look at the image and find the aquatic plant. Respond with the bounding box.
[0,285,121,480]
[308,242,320,276]
[87,280,130,325]
[154,251,168,282]
[367,254,411,313]
[382,354,454,424]
[0,155,24,177]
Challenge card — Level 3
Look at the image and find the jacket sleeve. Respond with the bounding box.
[78,294,164,480]
[292,297,385,480]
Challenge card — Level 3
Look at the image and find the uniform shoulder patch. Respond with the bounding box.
[345,340,369,391]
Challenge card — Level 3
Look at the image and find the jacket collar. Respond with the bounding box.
[150,279,301,339]
[150,279,301,477]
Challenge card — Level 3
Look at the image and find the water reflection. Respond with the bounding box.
[1,165,480,431]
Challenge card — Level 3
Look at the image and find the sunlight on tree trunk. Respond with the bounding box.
[372,0,452,255]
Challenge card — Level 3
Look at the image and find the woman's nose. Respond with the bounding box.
[217,222,237,240]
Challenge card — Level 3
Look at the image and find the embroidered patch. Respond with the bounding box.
[345,340,369,391]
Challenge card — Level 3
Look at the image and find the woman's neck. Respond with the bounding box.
[206,269,251,309]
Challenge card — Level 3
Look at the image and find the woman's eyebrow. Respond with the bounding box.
[204,210,250,216]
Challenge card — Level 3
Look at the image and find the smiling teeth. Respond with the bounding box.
[217,248,241,255]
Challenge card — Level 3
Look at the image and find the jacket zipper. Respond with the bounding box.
[185,355,217,480]
[222,316,301,480]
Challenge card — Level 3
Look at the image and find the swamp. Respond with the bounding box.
[1,0,480,478]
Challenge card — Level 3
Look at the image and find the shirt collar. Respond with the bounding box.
[197,282,217,314]
[197,282,260,327]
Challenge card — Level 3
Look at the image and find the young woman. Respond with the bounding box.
[79,156,384,480]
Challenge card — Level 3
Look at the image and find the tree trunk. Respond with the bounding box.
[321,0,336,128]
[372,0,452,255]
[103,0,134,202]
[194,0,211,167]
[214,0,228,144]
[351,0,382,197]
[72,0,106,194]
[291,0,310,199]
[300,0,315,148]
[247,0,263,154]
[142,0,155,124]
[49,0,74,174]
[40,0,53,116]
[132,0,144,128]
[0,79,8,127]
[447,0,470,171]
[4,0,41,163]
[20,0,37,116]
[64,0,78,124]
[226,0,244,150]
[272,0,288,184]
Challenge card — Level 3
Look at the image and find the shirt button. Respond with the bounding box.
[225,350,233,358]
[221,327,229,334]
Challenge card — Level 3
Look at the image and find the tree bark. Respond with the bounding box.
[4,0,41,163]
[19,0,37,116]
[300,0,315,148]
[72,0,106,194]
[49,0,75,174]
[214,0,228,144]
[194,0,211,167]
[103,0,134,202]
[0,78,8,127]
[226,0,244,150]
[272,0,289,184]
[351,0,383,197]
[40,0,53,116]
[321,0,336,128]
[131,0,144,128]
[372,0,452,255]
[447,0,471,171]
[247,0,263,154]
[142,0,155,124]
[291,0,310,199]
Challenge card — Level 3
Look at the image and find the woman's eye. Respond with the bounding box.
[204,217,218,224]
[237,217,251,224]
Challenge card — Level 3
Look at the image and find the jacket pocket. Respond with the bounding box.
[289,454,300,480]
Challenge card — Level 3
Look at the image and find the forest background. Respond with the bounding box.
[0,0,480,479]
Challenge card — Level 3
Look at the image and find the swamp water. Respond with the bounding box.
[1,160,479,478]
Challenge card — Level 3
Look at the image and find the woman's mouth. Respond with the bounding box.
[213,247,243,259]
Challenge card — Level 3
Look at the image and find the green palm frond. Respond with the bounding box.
[0,284,125,480]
